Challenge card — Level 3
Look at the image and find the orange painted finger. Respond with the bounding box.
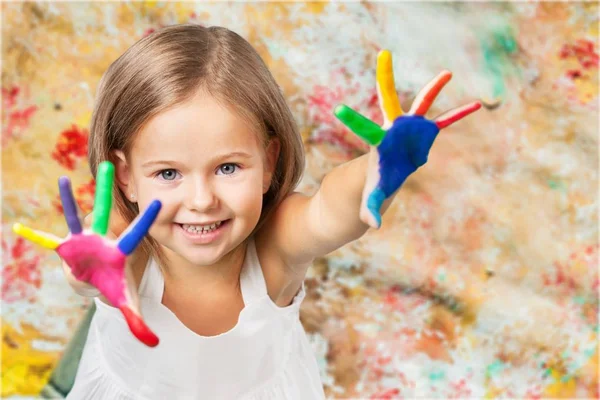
[410,70,452,116]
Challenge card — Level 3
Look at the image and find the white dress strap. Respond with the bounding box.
[138,257,164,302]
[239,237,268,305]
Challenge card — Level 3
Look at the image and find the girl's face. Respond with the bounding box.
[115,91,278,267]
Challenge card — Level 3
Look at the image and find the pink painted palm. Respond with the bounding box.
[13,161,162,347]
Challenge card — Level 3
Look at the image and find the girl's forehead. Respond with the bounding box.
[132,93,262,157]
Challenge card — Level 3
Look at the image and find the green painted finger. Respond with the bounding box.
[91,161,114,235]
[334,105,386,146]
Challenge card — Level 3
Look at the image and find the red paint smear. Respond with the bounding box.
[566,69,582,79]
[119,305,159,347]
[51,125,89,170]
[1,238,42,303]
[559,39,599,70]
[585,245,595,255]
[142,28,157,37]
[383,286,428,314]
[370,388,401,399]
[53,178,96,215]
[142,24,165,38]
[448,378,471,399]
[524,387,543,400]
[542,261,578,292]
[2,86,38,145]
[543,244,598,295]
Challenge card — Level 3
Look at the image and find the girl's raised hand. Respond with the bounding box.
[335,50,481,228]
[13,161,162,347]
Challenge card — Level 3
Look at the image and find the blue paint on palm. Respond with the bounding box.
[367,116,440,225]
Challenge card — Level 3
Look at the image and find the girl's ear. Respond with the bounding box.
[263,138,280,194]
[112,150,136,202]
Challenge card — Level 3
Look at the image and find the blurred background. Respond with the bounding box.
[2,2,598,399]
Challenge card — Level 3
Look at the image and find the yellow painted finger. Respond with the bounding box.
[376,50,403,123]
[13,223,61,250]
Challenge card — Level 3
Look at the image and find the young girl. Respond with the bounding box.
[20,23,479,399]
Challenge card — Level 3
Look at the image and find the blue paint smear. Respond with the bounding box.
[367,116,439,224]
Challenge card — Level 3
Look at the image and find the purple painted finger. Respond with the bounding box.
[58,176,83,234]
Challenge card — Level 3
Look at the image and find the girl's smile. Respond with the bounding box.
[175,219,231,244]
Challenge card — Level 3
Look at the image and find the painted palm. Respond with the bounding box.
[334,50,482,228]
[13,161,161,347]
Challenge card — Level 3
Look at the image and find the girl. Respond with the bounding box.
[19,23,479,399]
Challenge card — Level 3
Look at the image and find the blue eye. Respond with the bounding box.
[217,163,238,175]
[158,169,179,181]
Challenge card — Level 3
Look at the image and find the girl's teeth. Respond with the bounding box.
[182,221,222,233]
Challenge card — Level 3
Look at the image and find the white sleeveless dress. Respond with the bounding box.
[68,239,325,399]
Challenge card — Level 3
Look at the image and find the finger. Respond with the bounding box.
[13,223,61,250]
[376,50,404,127]
[58,176,83,234]
[117,200,162,255]
[120,305,159,347]
[334,105,386,146]
[119,263,159,347]
[435,101,482,130]
[91,161,114,236]
[409,70,452,116]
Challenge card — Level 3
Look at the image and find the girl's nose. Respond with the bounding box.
[185,180,219,212]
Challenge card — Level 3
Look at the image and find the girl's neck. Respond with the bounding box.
[159,242,247,292]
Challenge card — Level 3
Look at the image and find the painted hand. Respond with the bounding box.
[13,161,162,347]
[334,50,482,228]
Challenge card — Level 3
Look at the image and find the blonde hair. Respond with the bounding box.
[88,24,305,262]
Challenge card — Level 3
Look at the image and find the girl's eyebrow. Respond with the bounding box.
[140,152,253,169]
[209,151,253,164]
[141,160,180,168]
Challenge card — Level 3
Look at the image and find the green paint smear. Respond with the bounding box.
[486,359,505,377]
[429,370,445,381]
[547,179,567,192]
[479,19,520,100]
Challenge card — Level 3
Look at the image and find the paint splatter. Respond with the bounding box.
[2,2,599,399]
[559,39,599,70]
[306,69,384,156]
[52,178,96,215]
[51,125,89,170]
[1,238,42,303]
[479,20,520,104]
[1,86,38,145]
[370,387,400,399]
[1,322,62,396]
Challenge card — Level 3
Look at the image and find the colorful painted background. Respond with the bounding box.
[2,2,598,399]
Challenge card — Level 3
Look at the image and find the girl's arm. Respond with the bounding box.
[265,50,481,282]
[265,149,390,266]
